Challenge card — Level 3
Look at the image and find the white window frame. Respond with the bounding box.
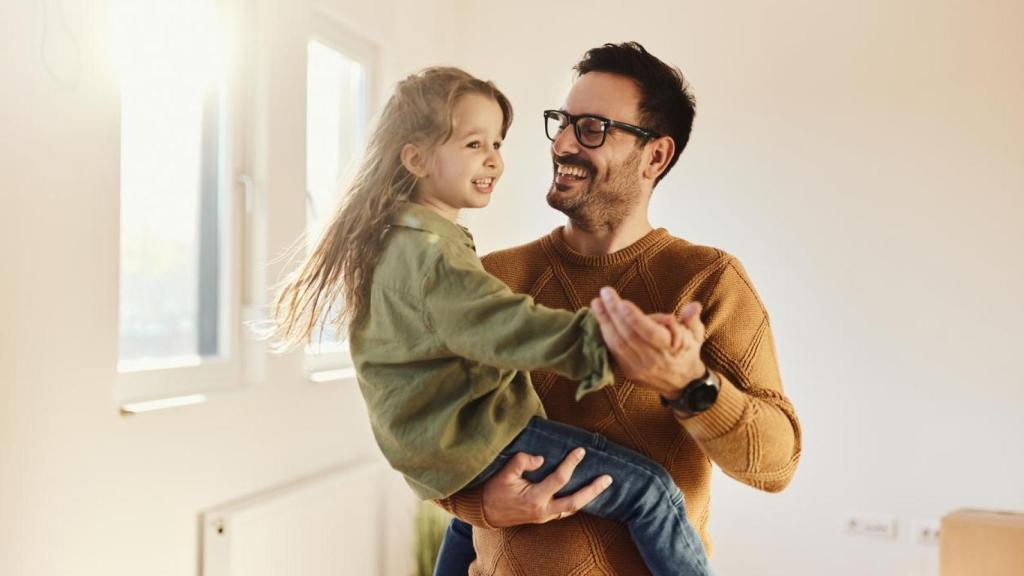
[304,10,378,381]
[115,0,251,407]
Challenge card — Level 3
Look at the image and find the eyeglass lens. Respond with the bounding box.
[545,112,607,148]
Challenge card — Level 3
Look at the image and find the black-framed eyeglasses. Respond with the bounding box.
[543,109,661,149]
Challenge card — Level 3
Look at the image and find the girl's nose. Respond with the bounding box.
[485,148,501,169]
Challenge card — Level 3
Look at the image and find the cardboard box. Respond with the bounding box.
[941,509,1024,576]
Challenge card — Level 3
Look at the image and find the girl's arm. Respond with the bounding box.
[421,245,612,399]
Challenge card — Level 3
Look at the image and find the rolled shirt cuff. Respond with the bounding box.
[575,312,616,401]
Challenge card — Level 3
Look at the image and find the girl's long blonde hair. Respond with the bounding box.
[270,67,513,351]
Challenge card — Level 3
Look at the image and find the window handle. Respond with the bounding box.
[239,174,254,213]
[238,174,255,307]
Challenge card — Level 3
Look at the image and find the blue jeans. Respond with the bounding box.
[433,417,713,576]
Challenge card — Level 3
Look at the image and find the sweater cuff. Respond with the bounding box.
[677,370,748,440]
[575,312,615,401]
[438,484,496,530]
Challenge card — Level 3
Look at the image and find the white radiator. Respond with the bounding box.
[201,460,388,576]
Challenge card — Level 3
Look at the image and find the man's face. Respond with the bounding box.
[547,72,648,230]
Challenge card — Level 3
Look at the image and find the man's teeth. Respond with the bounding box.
[556,164,589,178]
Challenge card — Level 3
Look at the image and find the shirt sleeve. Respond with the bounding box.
[676,257,802,493]
[421,242,613,400]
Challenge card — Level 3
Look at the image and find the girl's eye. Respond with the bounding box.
[467,141,481,149]
[494,141,502,150]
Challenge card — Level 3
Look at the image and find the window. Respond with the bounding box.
[111,0,245,403]
[304,16,376,378]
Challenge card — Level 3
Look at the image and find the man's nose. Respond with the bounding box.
[551,123,581,157]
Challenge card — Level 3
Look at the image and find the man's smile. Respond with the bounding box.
[554,162,592,188]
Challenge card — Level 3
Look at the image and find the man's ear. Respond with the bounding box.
[401,143,430,178]
[642,136,675,182]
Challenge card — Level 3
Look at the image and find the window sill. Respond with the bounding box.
[120,393,209,415]
[308,366,357,384]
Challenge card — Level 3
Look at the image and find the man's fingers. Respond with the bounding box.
[679,302,706,343]
[621,300,673,348]
[536,447,586,496]
[548,474,614,520]
[680,301,700,322]
[651,313,686,352]
[676,323,697,353]
[601,288,671,348]
[500,452,544,479]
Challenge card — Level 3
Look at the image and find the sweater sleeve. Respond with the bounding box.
[676,257,802,493]
[422,244,613,399]
[434,485,495,529]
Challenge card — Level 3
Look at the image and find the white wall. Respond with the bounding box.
[4,1,1022,575]
[447,1,1024,575]
[0,1,454,575]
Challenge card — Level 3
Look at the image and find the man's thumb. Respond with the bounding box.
[680,302,703,323]
[508,452,544,475]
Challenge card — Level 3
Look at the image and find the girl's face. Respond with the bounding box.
[415,93,505,220]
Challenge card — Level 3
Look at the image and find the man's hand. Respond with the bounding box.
[591,287,706,400]
[481,449,613,528]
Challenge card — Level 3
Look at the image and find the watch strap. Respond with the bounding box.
[660,368,721,414]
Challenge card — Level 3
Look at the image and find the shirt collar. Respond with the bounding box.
[388,203,476,250]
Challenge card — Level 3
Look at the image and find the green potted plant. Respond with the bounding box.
[413,500,451,576]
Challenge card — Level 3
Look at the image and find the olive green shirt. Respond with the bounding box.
[349,203,613,500]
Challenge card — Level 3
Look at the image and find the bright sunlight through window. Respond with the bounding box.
[111,0,232,372]
[304,38,367,359]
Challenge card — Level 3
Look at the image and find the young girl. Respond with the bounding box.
[271,67,712,576]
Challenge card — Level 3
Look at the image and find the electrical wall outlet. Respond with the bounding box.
[847,515,898,539]
[913,519,941,545]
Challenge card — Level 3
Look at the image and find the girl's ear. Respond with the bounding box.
[401,143,430,178]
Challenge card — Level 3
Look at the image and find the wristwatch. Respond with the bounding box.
[660,367,721,415]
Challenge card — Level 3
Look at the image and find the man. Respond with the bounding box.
[437,41,802,575]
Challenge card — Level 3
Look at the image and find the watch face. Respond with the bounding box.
[688,384,719,413]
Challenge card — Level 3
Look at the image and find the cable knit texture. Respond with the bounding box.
[437,227,802,576]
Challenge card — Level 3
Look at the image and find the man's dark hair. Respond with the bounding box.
[574,42,696,184]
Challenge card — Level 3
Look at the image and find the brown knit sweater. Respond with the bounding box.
[438,226,802,576]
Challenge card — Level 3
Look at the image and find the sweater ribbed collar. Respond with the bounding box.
[547,226,669,267]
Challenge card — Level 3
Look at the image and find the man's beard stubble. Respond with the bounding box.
[546,148,643,233]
